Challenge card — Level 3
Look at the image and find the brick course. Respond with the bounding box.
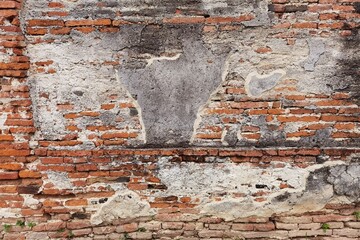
[0,0,360,239]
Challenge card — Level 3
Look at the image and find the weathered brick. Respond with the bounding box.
[289,229,333,237]
[333,228,360,237]
[313,215,355,223]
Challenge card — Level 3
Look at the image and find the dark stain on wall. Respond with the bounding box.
[337,27,360,104]
[118,24,228,146]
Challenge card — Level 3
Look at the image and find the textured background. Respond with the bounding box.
[0,0,359,239]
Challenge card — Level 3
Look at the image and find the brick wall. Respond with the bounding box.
[0,0,360,239]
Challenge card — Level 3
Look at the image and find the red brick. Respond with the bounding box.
[312,214,355,223]
[0,135,14,141]
[254,222,275,231]
[116,222,139,233]
[0,172,18,180]
[101,132,138,139]
[65,19,111,26]
[48,2,65,8]
[205,15,254,23]
[308,4,332,12]
[28,19,64,27]
[50,27,71,35]
[65,199,87,206]
[292,22,318,28]
[19,170,41,178]
[255,47,272,53]
[163,17,205,24]
[0,163,22,170]
[195,133,222,139]
[334,123,355,130]
[0,9,17,17]
[76,164,97,171]
[0,1,18,9]
[0,149,30,156]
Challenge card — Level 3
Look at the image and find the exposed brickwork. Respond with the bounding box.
[0,0,359,239]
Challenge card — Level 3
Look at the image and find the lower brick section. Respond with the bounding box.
[0,148,359,239]
[1,206,360,239]
[1,0,360,239]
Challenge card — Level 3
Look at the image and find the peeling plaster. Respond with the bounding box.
[303,39,325,72]
[45,171,73,190]
[91,190,156,225]
[155,158,352,220]
[245,69,286,97]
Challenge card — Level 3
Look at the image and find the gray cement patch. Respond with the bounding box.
[117,24,228,146]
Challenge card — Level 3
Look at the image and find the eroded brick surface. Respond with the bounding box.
[0,0,359,239]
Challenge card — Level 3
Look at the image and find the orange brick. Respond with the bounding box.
[321,115,359,122]
[101,132,138,139]
[67,220,92,230]
[163,17,205,24]
[0,163,22,170]
[292,22,318,28]
[195,133,222,139]
[334,123,355,130]
[285,95,306,100]
[313,214,355,223]
[0,1,18,9]
[28,19,64,27]
[318,22,344,29]
[0,172,18,180]
[308,4,332,12]
[73,27,95,33]
[254,222,275,231]
[19,170,42,178]
[65,199,87,206]
[101,103,115,110]
[242,133,261,140]
[5,119,33,126]
[0,149,30,156]
[0,135,14,141]
[47,11,69,17]
[0,10,17,17]
[287,131,315,137]
[205,15,253,24]
[48,2,65,8]
[50,27,71,35]
[332,5,355,11]
[76,164,97,171]
[332,132,360,138]
[65,19,111,27]
[127,183,148,190]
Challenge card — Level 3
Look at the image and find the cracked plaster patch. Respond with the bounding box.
[155,158,353,220]
[245,69,286,97]
[303,39,325,72]
[91,190,156,225]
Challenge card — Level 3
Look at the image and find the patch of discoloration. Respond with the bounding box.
[22,194,41,209]
[118,24,228,146]
[45,171,73,190]
[155,157,356,220]
[91,190,156,225]
[337,28,360,104]
[156,158,306,195]
[0,208,21,218]
[26,32,145,145]
[245,69,286,97]
[303,39,325,72]
[328,163,360,200]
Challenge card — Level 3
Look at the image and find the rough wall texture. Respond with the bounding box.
[0,0,360,239]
